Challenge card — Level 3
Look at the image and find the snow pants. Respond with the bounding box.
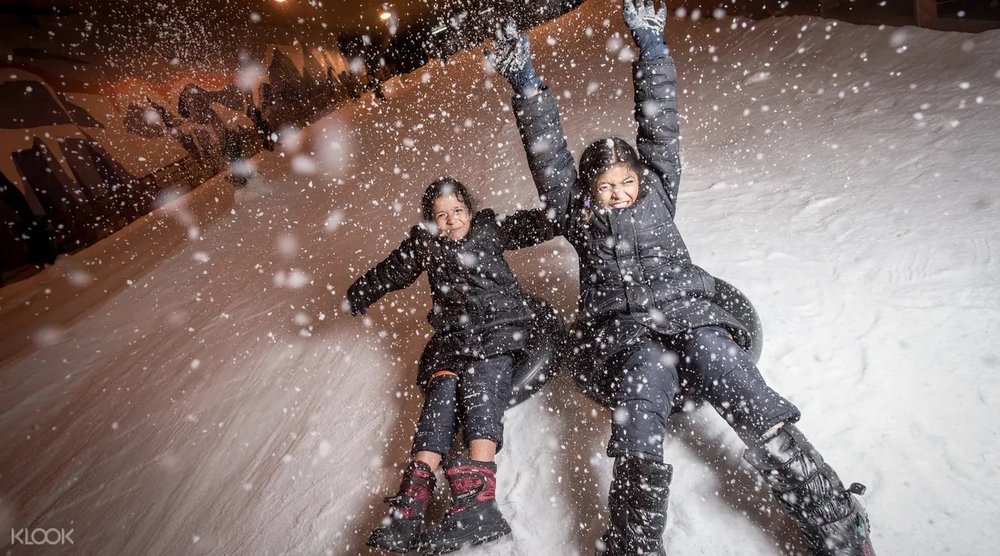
[411,353,514,456]
[607,326,801,461]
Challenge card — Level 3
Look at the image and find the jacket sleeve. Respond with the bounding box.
[347,226,426,313]
[634,55,682,218]
[496,208,557,251]
[512,88,580,236]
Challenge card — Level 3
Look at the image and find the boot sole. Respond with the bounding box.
[419,522,512,555]
[367,537,419,553]
[367,531,422,554]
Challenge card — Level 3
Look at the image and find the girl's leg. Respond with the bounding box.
[412,370,461,467]
[598,337,678,555]
[606,337,680,461]
[368,371,459,552]
[677,326,875,556]
[459,354,514,454]
[424,355,514,553]
[413,450,442,471]
[468,439,496,462]
[674,326,800,442]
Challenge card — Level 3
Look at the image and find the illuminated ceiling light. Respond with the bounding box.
[380,12,392,21]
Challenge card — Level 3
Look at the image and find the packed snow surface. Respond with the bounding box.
[2,1,999,554]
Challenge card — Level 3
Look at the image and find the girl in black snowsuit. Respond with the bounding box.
[489,2,876,555]
[346,178,555,555]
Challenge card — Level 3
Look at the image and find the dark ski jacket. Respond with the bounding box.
[512,56,749,365]
[349,208,555,379]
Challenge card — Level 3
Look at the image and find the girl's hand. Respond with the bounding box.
[485,21,542,97]
[623,0,668,60]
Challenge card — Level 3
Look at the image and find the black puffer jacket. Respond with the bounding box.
[512,56,749,366]
[349,208,555,380]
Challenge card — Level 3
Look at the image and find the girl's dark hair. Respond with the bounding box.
[421,177,475,221]
[578,137,643,193]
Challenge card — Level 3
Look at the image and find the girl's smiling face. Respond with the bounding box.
[433,193,471,241]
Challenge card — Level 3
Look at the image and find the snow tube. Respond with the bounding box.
[507,297,569,407]
[417,297,569,408]
[570,275,763,408]
[709,277,763,364]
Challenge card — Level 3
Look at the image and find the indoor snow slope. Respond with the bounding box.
[2,1,999,554]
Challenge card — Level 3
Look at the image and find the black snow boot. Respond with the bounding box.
[367,460,437,553]
[420,458,511,555]
[744,424,876,556]
[596,455,673,556]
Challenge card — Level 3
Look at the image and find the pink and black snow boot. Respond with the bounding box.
[368,460,436,553]
[419,458,511,555]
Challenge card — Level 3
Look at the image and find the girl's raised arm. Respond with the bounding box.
[512,91,579,236]
[488,25,578,236]
[346,227,427,315]
[625,0,682,217]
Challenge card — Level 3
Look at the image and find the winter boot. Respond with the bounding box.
[420,458,511,555]
[743,423,876,556]
[596,455,673,556]
[367,460,437,553]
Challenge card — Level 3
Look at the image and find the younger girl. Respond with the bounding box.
[347,177,555,554]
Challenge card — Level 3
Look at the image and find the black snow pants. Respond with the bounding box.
[412,354,514,456]
[607,326,801,461]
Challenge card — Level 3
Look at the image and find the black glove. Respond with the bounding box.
[623,0,668,60]
[485,21,543,97]
[346,279,372,316]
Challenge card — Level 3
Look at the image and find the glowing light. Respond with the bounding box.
[380,11,392,21]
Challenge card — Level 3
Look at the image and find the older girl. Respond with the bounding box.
[489,2,876,555]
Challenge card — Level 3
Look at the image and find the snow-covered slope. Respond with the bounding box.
[2,1,999,554]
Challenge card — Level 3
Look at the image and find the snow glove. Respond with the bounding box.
[420,457,511,555]
[346,278,377,315]
[597,455,672,556]
[743,424,877,556]
[485,21,543,98]
[623,0,668,60]
[368,460,437,553]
